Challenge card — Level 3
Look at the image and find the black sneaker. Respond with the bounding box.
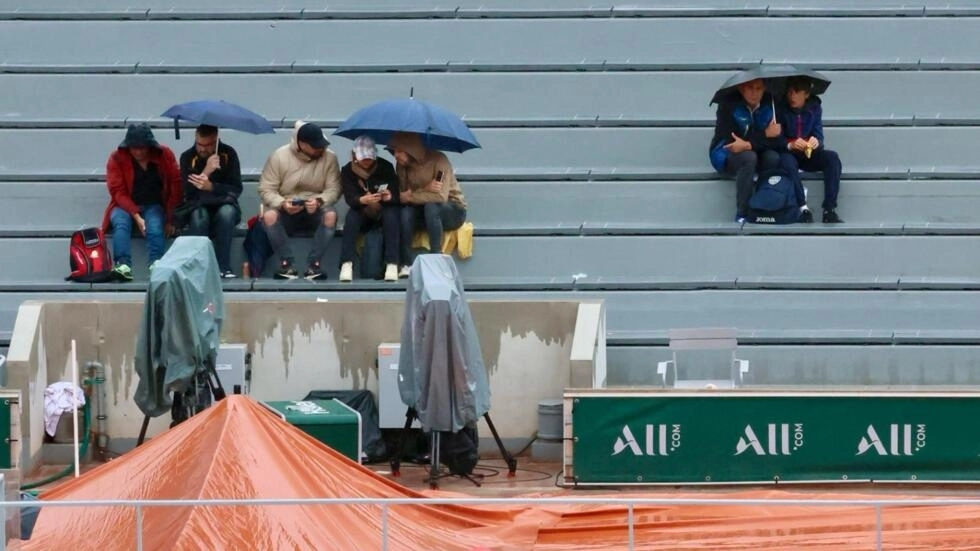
[304,262,326,281]
[274,260,298,280]
[799,209,814,223]
[221,270,236,279]
[823,209,844,223]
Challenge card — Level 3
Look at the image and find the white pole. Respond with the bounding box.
[71,339,80,478]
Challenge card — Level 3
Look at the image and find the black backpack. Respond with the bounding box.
[66,227,115,283]
[747,167,803,224]
[440,424,480,476]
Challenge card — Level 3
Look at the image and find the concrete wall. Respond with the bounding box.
[7,298,590,466]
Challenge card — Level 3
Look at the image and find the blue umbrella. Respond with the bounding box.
[161,99,275,139]
[334,98,480,153]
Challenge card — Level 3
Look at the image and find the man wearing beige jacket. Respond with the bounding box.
[388,131,467,278]
[259,121,341,280]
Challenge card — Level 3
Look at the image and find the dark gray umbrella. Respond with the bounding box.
[710,64,832,105]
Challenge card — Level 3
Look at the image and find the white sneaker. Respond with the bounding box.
[384,263,398,282]
[398,265,411,279]
[339,262,353,282]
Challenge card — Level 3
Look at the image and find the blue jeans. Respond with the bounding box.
[110,204,165,267]
[186,204,240,272]
[399,202,466,266]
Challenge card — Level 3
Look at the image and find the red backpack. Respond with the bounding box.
[67,227,114,282]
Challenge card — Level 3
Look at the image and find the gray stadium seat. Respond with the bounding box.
[608,345,980,387]
[5,71,980,128]
[6,235,980,290]
[5,180,980,237]
[2,127,980,180]
[2,19,980,71]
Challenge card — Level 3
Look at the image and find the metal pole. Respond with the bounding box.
[381,502,389,551]
[875,504,882,551]
[136,503,144,551]
[627,503,634,550]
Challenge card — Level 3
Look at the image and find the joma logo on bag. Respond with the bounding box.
[611,424,681,456]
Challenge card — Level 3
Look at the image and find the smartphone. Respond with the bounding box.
[376,183,389,193]
[435,170,444,182]
[290,198,305,206]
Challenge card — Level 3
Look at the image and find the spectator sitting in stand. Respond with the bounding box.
[258,121,341,280]
[338,136,400,282]
[178,124,243,278]
[779,76,844,224]
[101,123,182,281]
[388,131,467,278]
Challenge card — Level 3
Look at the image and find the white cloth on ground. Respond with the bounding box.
[43,382,86,437]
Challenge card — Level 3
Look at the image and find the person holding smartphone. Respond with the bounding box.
[387,131,467,278]
[258,121,341,280]
[338,136,400,282]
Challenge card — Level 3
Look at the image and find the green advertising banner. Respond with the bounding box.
[568,391,980,484]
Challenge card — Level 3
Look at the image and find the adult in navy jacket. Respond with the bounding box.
[709,79,793,222]
[778,77,844,223]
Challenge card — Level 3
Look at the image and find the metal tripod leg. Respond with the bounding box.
[483,412,518,476]
[428,431,441,489]
[389,407,419,477]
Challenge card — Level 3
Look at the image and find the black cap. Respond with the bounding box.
[119,123,160,149]
[296,122,328,149]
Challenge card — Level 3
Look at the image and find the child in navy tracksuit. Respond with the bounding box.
[778,77,844,223]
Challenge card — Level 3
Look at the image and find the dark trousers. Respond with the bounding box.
[399,202,466,266]
[780,148,842,210]
[725,150,781,215]
[264,206,336,266]
[340,204,400,265]
[186,204,240,273]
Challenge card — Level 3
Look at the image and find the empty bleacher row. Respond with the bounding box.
[2,3,979,385]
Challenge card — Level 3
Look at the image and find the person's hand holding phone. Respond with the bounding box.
[283,198,304,215]
[360,192,382,205]
[304,198,320,214]
[427,170,445,193]
[188,173,212,191]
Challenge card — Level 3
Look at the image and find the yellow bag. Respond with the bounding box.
[454,222,474,259]
[410,222,474,259]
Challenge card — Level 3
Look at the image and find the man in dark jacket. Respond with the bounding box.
[179,124,243,277]
[338,136,400,282]
[709,79,807,223]
[778,77,844,223]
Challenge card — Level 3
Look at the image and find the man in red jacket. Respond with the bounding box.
[101,124,182,281]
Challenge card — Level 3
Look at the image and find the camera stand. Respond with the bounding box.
[137,360,227,446]
[390,407,518,490]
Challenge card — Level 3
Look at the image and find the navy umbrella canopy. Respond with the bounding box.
[334,97,480,153]
[161,99,275,139]
[711,64,832,105]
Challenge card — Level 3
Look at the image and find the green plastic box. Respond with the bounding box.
[262,399,362,463]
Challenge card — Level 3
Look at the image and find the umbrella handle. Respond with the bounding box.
[173,117,180,140]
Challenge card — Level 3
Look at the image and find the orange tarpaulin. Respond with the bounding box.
[18,395,980,550]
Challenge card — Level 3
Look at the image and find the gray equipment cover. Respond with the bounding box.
[134,236,224,418]
[399,254,490,433]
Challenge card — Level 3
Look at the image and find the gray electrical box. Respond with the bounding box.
[216,344,249,395]
[377,343,419,429]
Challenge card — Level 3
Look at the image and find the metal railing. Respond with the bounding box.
[6,495,980,550]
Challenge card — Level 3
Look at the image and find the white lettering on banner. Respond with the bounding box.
[857,424,926,456]
[735,423,804,456]
[612,424,681,457]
